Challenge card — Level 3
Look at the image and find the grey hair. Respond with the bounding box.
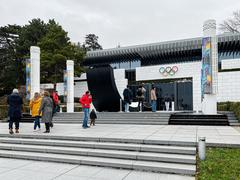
[13,89,19,93]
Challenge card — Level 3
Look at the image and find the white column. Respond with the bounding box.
[202,19,218,114]
[30,46,40,99]
[67,60,74,112]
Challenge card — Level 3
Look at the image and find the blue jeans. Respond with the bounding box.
[151,100,157,112]
[82,108,89,128]
[34,116,41,130]
[124,102,129,112]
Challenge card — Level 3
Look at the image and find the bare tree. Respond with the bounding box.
[219,10,240,33]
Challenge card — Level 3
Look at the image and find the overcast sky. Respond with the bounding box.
[0,0,239,49]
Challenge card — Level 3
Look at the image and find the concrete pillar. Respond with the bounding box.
[30,46,40,99]
[202,19,218,114]
[67,60,74,112]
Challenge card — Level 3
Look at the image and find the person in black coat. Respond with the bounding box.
[123,86,133,112]
[90,109,97,126]
[7,89,23,134]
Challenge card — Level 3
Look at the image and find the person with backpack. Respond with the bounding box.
[80,91,92,128]
[136,85,146,112]
[123,85,133,112]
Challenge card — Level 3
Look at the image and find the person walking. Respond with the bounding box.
[39,91,53,133]
[29,92,42,131]
[136,85,146,112]
[90,109,97,126]
[123,86,132,112]
[150,87,157,112]
[52,90,59,114]
[80,91,92,129]
[7,89,23,134]
[164,93,171,111]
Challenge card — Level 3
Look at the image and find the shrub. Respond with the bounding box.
[217,102,240,122]
[0,105,8,120]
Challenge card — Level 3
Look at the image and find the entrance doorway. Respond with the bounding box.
[129,78,193,111]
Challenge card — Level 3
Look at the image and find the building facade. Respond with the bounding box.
[80,33,240,112]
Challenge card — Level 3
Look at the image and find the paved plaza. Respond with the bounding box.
[0,123,239,146]
[0,123,239,179]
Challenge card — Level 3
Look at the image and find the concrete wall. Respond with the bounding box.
[217,71,240,102]
[136,62,202,111]
[74,81,88,98]
[221,59,240,70]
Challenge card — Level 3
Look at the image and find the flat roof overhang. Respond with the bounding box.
[83,33,240,65]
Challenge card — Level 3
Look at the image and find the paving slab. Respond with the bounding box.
[0,158,193,180]
[0,123,240,147]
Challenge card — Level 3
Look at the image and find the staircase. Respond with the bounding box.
[0,134,196,176]
[169,113,229,126]
[218,111,240,126]
[53,112,171,125]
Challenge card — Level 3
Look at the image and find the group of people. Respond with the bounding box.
[123,84,173,112]
[7,89,59,134]
[7,85,173,134]
[123,85,156,112]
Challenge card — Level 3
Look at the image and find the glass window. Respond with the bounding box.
[119,61,130,69]
[130,60,141,69]
[234,51,240,59]
[110,63,119,69]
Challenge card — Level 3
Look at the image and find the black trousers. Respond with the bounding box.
[9,117,20,129]
[45,123,50,131]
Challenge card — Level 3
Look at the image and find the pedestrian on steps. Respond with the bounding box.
[29,92,42,131]
[7,89,23,134]
[39,91,53,133]
[80,91,92,129]
[90,109,97,126]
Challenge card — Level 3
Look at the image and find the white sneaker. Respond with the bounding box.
[33,129,37,132]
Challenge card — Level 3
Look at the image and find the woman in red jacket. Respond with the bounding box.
[80,91,92,128]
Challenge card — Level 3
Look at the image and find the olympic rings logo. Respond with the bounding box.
[159,66,178,76]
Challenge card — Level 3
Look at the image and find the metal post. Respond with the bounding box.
[198,137,206,160]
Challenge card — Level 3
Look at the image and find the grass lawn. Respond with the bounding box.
[197,148,240,180]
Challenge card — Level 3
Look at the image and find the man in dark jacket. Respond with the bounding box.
[123,86,133,112]
[7,89,23,134]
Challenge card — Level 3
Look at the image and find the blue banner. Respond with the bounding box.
[201,37,212,100]
[26,59,31,100]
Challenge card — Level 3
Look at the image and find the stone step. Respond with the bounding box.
[0,149,196,175]
[53,118,169,120]
[53,121,168,125]
[229,122,240,126]
[169,118,228,121]
[0,137,196,155]
[0,134,196,146]
[53,120,169,123]
[53,117,170,120]
[0,143,196,164]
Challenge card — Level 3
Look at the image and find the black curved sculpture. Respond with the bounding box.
[86,65,121,112]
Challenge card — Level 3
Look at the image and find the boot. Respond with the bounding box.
[15,129,19,134]
[9,129,14,135]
